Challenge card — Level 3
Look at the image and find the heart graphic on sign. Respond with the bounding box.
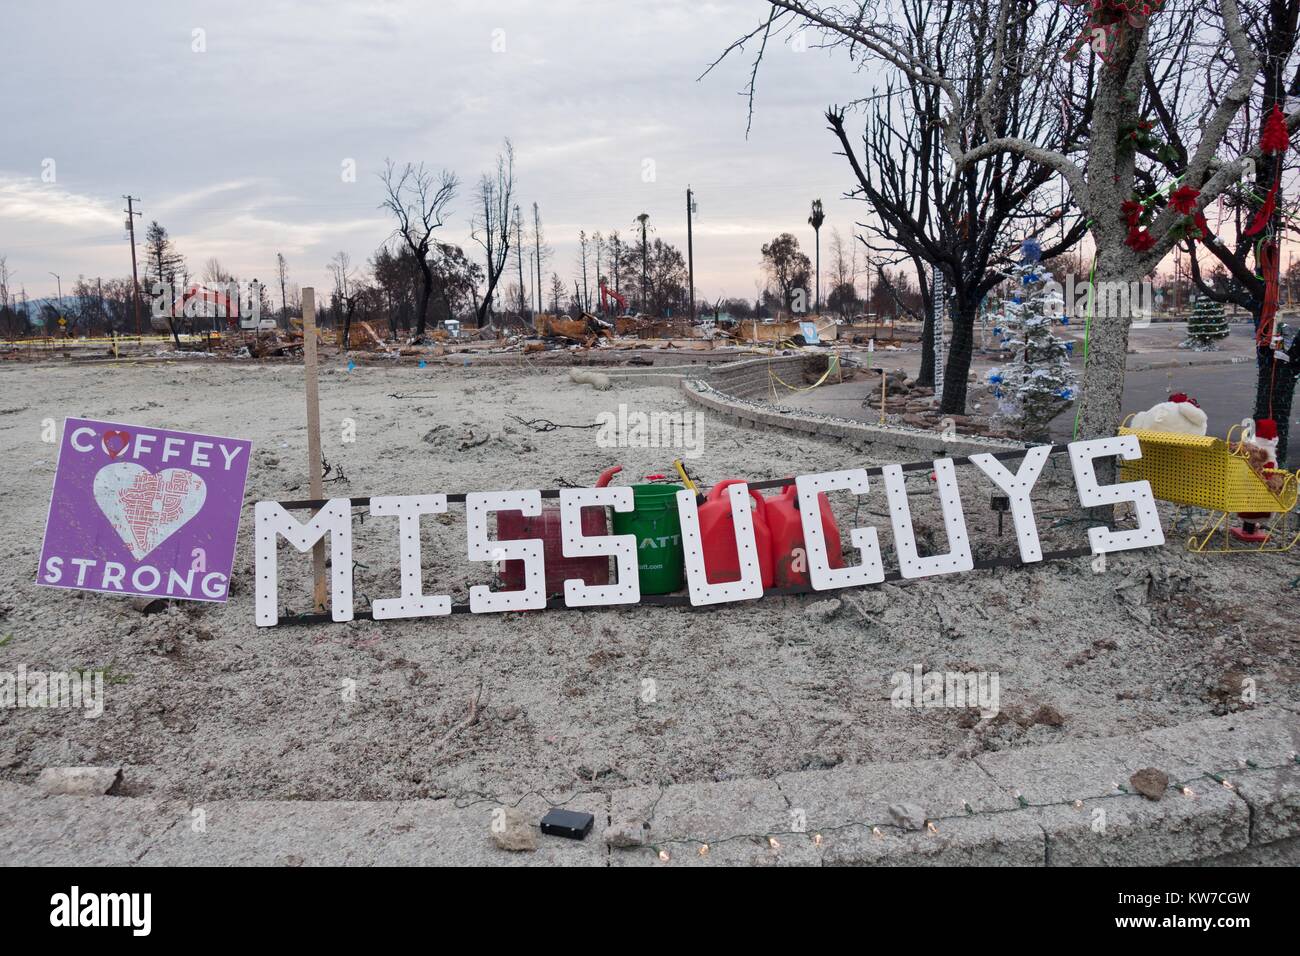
[92,462,207,560]
[101,430,131,459]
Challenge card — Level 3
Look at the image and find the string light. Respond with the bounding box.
[1221,779,1235,791]
[926,821,938,834]
[813,833,823,847]
[698,844,709,857]
[768,836,781,849]
[872,826,883,839]
[1073,799,1084,810]
[658,849,670,863]
[1182,786,1195,798]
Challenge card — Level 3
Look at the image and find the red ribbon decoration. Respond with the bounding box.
[1257,241,1280,348]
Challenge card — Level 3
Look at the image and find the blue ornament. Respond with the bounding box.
[1021,238,1043,264]
[418,359,427,369]
[993,326,1002,335]
[1013,296,1023,304]
[1065,342,1074,353]
[347,360,355,372]
[993,388,1003,398]
[989,373,1004,384]
[1061,316,1069,326]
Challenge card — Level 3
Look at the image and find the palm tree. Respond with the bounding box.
[635,212,650,313]
[808,199,824,314]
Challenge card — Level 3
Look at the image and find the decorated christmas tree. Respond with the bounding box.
[1183,296,1229,349]
[987,242,1077,440]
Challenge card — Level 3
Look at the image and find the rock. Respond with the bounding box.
[569,368,611,391]
[888,802,927,830]
[604,819,651,848]
[490,807,537,851]
[36,766,122,796]
[1129,767,1169,801]
[1030,704,1066,728]
[804,598,842,622]
[130,596,167,615]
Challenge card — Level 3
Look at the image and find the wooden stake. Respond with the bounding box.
[880,369,887,425]
[302,287,327,613]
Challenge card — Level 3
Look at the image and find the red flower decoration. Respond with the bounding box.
[1121,199,1144,227]
[1125,226,1156,252]
[1260,105,1290,154]
[1192,212,1211,239]
[1169,185,1200,215]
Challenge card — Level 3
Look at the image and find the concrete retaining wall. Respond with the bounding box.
[609,353,1021,458]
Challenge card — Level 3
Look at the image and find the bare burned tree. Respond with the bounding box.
[513,203,529,318]
[328,250,358,352]
[714,0,1295,443]
[472,139,515,330]
[379,159,458,342]
[829,57,1090,410]
[1169,0,1300,462]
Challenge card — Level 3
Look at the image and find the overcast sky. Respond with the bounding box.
[0,0,885,304]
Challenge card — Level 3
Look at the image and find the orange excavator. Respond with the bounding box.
[599,282,629,316]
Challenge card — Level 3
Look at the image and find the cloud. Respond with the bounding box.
[0,177,121,232]
[0,0,882,299]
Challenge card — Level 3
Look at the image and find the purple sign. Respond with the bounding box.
[38,418,252,602]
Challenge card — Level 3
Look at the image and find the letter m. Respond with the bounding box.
[254,500,354,626]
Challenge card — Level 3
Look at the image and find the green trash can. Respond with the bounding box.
[612,483,685,594]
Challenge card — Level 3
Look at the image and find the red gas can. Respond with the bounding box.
[699,479,775,588]
[765,483,845,588]
[498,466,621,596]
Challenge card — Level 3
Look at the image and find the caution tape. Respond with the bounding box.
[767,353,841,397]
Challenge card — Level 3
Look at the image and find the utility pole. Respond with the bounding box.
[123,196,143,337]
[533,202,543,316]
[96,276,104,333]
[686,187,696,324]
[49,272,63,335]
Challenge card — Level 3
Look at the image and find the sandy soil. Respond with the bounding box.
[0,358,1296,803]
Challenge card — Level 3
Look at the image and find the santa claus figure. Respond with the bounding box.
[1233,417,1281,543]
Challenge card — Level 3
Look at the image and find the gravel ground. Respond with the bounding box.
[0,358,1296,803]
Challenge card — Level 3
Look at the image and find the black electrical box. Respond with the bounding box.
[540,808,595,840]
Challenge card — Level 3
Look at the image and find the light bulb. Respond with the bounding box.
[658,849,670,862]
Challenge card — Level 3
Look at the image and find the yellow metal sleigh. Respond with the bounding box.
[1118,420,1300,554]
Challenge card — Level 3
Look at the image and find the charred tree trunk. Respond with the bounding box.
[916,306,935,389]
[1254,336,1300,465]
[414,265,434,340]
[940,297,978,414]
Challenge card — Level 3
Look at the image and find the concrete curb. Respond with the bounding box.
[2,708,1294,866]
[669,353,1023,458]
